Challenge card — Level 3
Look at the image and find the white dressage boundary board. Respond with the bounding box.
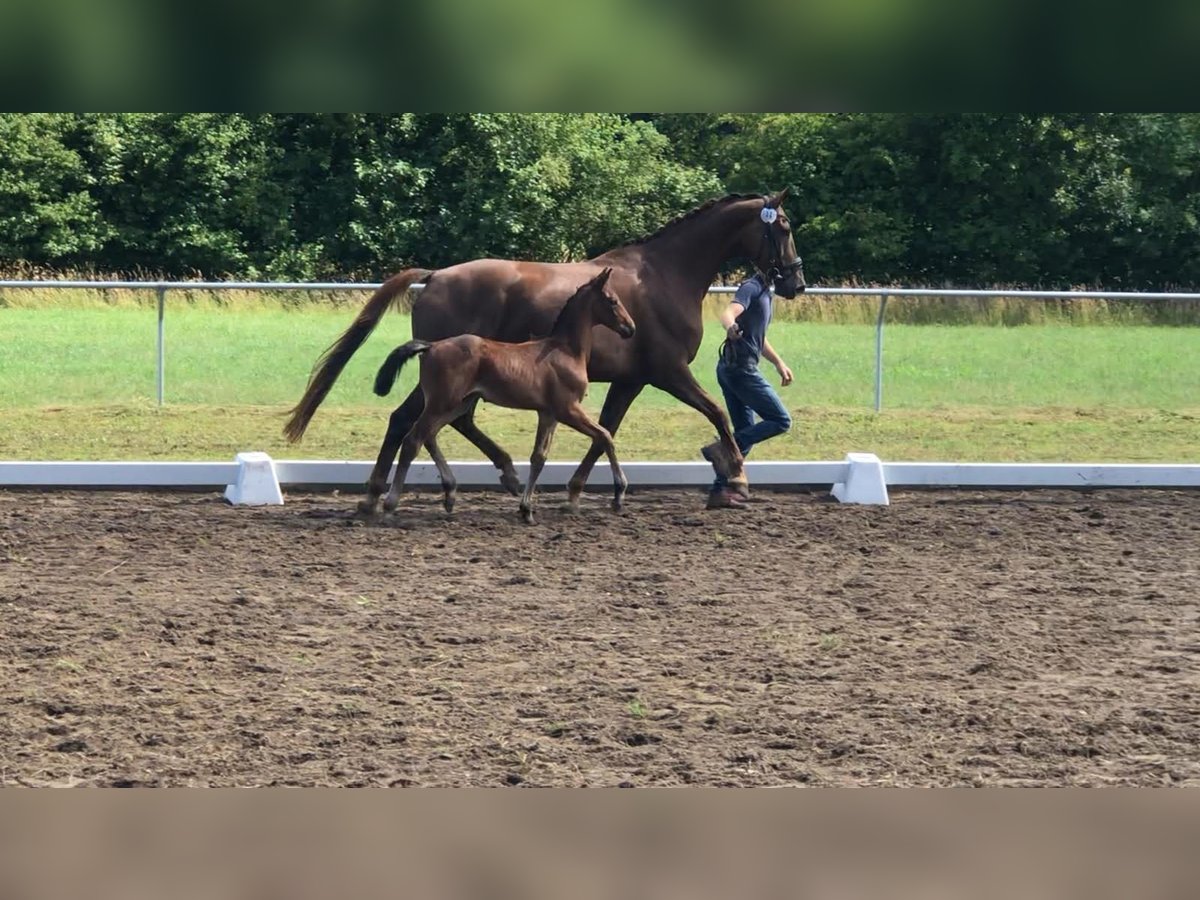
[2,455,1199,508]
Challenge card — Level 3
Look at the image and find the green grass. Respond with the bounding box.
[3,305,1198,409]
[3,404,1195,463]
[1,302,1198,462]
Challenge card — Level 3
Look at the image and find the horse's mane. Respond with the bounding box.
[606,192,763,251]
[549,276,601,337]
[547,193,765,334]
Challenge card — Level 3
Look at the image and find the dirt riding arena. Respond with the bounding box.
[1,486,1197,787]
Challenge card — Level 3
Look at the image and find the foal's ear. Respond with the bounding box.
[769,187,790,208]
[593,267,613,287]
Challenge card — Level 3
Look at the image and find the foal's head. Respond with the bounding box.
[556,268,636,341]
[591,268,636,339]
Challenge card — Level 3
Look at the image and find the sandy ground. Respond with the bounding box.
[1,487,1197,787]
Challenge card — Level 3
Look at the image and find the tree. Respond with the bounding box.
[0,114,108,268]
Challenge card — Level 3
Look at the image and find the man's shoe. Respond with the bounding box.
[706,488,747,510]
[700,440,737,478]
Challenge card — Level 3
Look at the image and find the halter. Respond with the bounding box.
[759,196,803,284]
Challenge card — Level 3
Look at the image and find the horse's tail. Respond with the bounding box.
[374,340,433,397]
[283,268,433,442]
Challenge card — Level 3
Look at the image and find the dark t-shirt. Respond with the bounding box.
[721,274,773,367]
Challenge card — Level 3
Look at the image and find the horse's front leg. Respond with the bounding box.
[565,381,643,511]
[654,368,748,496]
[520,413,557,524]
[559,403,626,513]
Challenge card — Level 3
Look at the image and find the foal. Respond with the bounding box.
[370,268,636,523]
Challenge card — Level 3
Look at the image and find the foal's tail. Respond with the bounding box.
[282,267,433,442]
[373,340,433,397]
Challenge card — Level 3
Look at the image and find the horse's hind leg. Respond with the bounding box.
[450,398,521,496]
[565,382,642,510]
[560,402,627,513]
[425,436,457,513]
[519,413,557,524]
[359,387,425,514]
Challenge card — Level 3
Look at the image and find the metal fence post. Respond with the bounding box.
[156,285,166,406]
[874,291,889,412]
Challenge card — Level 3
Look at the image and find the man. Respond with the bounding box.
[700,271,794,510]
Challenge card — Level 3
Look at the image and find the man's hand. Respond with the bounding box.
[726,323,742,341]
[776,362,794,386]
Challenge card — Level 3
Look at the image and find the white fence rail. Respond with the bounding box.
[4,455,1199,513]
[3,457,1198,491]
[3,280,1199,411]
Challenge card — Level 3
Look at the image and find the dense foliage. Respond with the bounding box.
[3,113,1199,288]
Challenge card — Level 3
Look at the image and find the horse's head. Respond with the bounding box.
[588,268,636,339]
[745,189,806,298]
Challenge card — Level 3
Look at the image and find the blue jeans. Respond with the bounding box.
[712,361,792,489]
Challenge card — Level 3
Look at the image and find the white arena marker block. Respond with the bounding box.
[831,452,890,505]
[224,452,284,506]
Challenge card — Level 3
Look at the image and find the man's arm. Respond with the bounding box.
[762,337,794,386]
[719,302,745,341]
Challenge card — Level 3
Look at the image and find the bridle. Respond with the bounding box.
[759,197,804,287]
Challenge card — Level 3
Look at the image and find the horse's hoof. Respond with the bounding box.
[500,472,522,496]
[701,440,737,479]
[382,497,399,513]
[357,498,380,515]
[520,508,534,525]
[720,465,748,501]
[443,495,456,514]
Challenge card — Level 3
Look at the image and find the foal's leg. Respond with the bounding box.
[519,412,557,525]
[383,425,427,513]
[565,382,643,511]
[559,402,627,513]
[359,387,425,514]
[450,398,522,496]
[385,398,467,513]
[424,436,457,514]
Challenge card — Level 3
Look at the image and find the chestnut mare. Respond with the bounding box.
[283,190,805,512]
[370,268,635,523]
